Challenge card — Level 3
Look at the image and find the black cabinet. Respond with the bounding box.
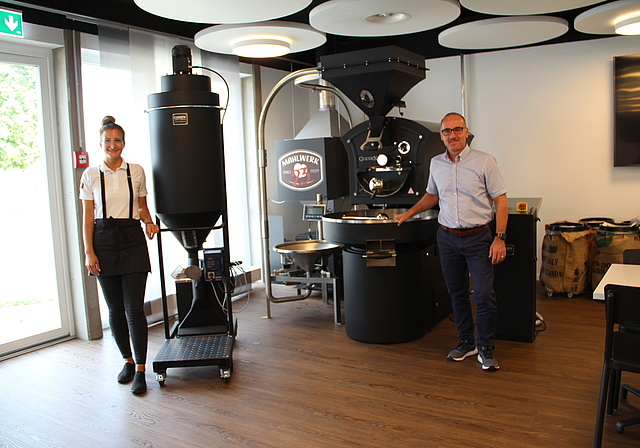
[493,198,542,343]
[424,242,452,331]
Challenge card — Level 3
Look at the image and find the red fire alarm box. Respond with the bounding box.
[73,151,89,169]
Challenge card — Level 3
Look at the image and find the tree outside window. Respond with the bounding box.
[0,63,40,170]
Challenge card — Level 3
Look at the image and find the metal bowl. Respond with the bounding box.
[273,240,342,274]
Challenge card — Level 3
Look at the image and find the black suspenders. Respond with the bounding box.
[99,169,107,220]
[99,164,134,219]
[127,165,134,218]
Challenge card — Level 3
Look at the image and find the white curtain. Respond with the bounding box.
[80,25,251,301]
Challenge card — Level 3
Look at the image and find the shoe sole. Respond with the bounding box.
[131,387,147,395]
[447,347,478,362]
[477,353,500,371]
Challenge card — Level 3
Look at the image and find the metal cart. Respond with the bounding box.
[152,222,236,386]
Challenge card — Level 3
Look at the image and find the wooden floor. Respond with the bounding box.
[1,284,639,448]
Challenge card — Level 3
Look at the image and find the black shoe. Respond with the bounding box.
[131,371,147,395]
[117,363,135,383]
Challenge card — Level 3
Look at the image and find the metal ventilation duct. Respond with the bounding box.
[294,78,350,139]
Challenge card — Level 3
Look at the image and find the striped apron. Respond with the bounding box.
[93,165,151,276]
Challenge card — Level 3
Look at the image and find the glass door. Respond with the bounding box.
[0,50,72,358]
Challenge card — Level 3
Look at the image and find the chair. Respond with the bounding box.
[616,384,640,432]
[613,249,640,426]
[593,284,640,448]
[613,249,640,406]
[623,248,640,265]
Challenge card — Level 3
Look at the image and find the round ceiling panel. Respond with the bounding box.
[194,22,326,56]
[460,0,608,16]
[439,16,569,50]
[133,0,312,24]
[574,0,640,34]
[309,0,460,37]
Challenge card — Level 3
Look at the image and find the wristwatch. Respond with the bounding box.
[496,233,507,241]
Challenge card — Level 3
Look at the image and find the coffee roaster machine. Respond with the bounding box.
[320,47,452,343]
[259,46,452,344]
[148,46,235,385]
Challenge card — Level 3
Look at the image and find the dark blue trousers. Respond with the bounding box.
[437,227,497,349]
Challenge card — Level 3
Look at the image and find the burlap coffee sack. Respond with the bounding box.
[540,228,589,295]
[592,231,640,287]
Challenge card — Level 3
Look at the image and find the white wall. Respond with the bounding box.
[394,36,640,268]
[392,55,463,124]
[467,36,640,225]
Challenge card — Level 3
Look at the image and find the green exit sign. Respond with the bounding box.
[0,8,23,38]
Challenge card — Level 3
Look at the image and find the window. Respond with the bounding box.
[80,26,252,315]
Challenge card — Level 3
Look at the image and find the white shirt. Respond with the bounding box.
[427,145,507,229]
[79,160,148,220]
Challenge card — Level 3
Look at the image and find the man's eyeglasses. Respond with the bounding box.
[440,127,466,136]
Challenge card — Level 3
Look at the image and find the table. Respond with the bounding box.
[593,263,640,300]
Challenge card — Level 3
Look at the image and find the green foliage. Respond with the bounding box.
[0,63,41,170]
[0,298,54,307]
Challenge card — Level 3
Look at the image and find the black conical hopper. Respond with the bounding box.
[147,72,226,252]
[321,46,427,130]
[156,211,221,252]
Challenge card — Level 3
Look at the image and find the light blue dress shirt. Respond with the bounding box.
[426,145,507,229]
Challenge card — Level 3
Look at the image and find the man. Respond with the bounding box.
[396,112,508,371]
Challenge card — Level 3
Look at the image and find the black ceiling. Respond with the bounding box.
[1,0,619,70]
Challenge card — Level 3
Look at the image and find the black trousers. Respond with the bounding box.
[98,272,148,365]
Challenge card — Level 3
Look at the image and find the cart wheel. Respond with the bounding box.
[220,368,231,382]
[547,291,553,297]
[567,293,574,298]
[156,372,166,386]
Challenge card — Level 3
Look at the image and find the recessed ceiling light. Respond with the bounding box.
[232,38,292,58]
[363,12,412,25]
[615,15,640,35]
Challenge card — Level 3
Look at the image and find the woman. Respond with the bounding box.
[79,116,159,395]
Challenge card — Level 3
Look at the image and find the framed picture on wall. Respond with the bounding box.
[614,54,640,167]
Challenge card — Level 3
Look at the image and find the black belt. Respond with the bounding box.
[440,224,489,236]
